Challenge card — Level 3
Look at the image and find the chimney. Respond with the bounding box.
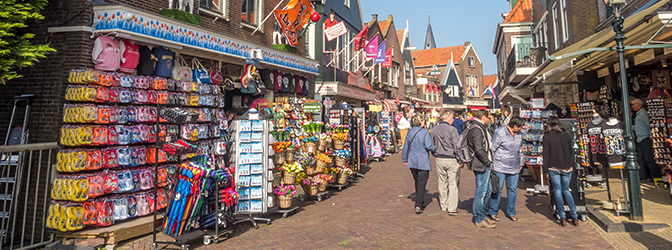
[388,14,393,23]
[464,41,471,47]
[371,14,378,22]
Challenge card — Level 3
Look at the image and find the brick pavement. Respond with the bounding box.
[120,153,613,249]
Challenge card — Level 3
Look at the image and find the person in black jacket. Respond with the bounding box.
[466,110,495,228]
[543,116,578,227]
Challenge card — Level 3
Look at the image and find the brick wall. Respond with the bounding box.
[546,0,598,54]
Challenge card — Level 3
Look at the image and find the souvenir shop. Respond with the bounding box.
[42,4,371,249]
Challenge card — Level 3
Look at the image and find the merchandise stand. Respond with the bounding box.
[521,109,553,195]
[231,111,272,229]
[267,206,300,218]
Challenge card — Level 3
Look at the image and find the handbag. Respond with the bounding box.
[171,55,192,81]
[209,60,224,85]
[490,171,500,195]
[191,58,211,83]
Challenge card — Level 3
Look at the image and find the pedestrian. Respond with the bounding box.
[430,109,462,216]
[488,117,525,222]
[465,110,495,228]
[453,111,465,135]
[398,115,411,146]
[402,114,436,214]
[630,98,659,182]
[543,116,579,227]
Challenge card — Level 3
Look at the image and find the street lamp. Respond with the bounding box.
[608,0,643,221]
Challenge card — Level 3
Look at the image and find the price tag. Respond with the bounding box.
[249,113,259,120]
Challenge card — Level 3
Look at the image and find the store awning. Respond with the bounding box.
[408,97,430,104]
[317,83,375,100]
[398,100,412,105]
[383,99,399,112]
[469,106,487,110]
[516,0,672,89]
[88,5,319,75]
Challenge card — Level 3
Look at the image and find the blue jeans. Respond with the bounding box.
[488,171,519,217]
[473,167,492,223]
[548,170,577,219]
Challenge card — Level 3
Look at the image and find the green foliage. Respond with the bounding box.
[159,9,202,26]
[0,0,56,84]
[272,44,297,54]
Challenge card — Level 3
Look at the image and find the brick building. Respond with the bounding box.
[0,0,319,143]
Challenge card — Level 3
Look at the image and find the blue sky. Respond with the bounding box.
[359,0,510,75]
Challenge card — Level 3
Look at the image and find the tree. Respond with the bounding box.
[0,0,56,84]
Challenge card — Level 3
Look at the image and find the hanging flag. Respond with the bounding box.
[354,25,369,51]
[374,41,386,63]
[468,87,475,96]
[365,34,379,58]
[273,0,315,47]
[481,84,495,96]
[382,46,393,67]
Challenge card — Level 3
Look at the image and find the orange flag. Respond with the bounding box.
[273,0,314,47]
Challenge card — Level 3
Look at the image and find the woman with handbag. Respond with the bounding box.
[402,114,436,214]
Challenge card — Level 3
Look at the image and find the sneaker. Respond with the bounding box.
[415,207,423,214]
[484,217,496,225]
[447,211,460,216]
[475,220,496,229]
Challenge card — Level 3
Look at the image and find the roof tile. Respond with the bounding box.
[483,74,497,87]
[504,0,532,23]
[397,29,405,46]
[411,45,467,67]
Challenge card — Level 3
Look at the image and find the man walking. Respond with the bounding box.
[431,109,462,216]
[488,117,525,222]
[630,98,659,181]
[466,110,494,228]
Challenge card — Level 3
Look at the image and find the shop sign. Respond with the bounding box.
[93,5,319,74]
[463,100,489,106]
[665,47,672,55]
[597,67,610,78]
[348,70,371,90]
[325,21,348,41]
[317,83,375,100]
[614,59,629,73]
[530,98,546,109]
[634,49,655,65]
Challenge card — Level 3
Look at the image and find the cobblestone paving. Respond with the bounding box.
[120,153,613,249]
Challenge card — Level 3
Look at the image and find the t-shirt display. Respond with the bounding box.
[154,47,174,78]
[587,118,607,163]
[119,40,140,73]
[136,45,156,76]
[601,120,626,168]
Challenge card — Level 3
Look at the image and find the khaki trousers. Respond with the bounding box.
[436,158,460,212]
[399,129,408,145]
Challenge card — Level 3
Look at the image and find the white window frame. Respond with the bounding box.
[345,0,350,9]
[552,3,559,49]
[561,0,569,42]
[241,0,262,26]
[468,56,475,68]
[200,0,227,17]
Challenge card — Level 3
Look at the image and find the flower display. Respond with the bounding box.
[282,162,302,173]
[300,121,324,134]
[315,153,333,163]
[272,167,283,173]
[301,175,323,186]
[335,125,350,133]
[318,134,332,142]
[325,167,340,174]
[339,167,353,175]
[272,185,296,196]
[331,133,348,141]
[300,135,319,143]
[334,149,351,159]
[296,172,308,183]
[315,173,334,182]
[296,153,316,165]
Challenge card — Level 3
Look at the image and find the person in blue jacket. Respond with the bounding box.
[402,114,436,214]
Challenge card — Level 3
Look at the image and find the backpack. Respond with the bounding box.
[456,122,485,164]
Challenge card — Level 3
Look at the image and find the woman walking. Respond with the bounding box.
[543,116,579,227]
[402,115,436,214]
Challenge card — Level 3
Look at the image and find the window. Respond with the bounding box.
[543,21,549,58]
[241,0,260,25]
[561,0,569,41]
[200,0,226,15]
[345,0,350,8]
[468,56,475,68]
[552,3,559,49]
[466,75,479,97]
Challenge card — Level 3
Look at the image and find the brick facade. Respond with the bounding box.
[546,0,599,54]
[1,0,313,143]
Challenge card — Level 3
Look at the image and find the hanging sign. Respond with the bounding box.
[597,67,610,78]
[614,59,629,73]
[273,0,315,47]
[348,70,371,90]
[634,49,655,65]
[325,21,348,41]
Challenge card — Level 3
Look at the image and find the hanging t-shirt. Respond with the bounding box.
[587,118,607,163]
[302,76,309,96]
[251,98,272,110]
[294,75,303,94]
[272,70,282,91]
[154,47,174,78]
[601,121,626,168]
[136,45,156,76]
[119,40,140,73]
[92,36,121,72]
[281,73,291,93]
